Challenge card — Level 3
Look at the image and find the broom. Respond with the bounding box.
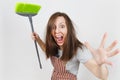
[15,2,42,69]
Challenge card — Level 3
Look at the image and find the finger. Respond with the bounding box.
[31,32,39,40]
[99,32,108,48]
[106,40,118,51]
[84,41,94,53]
[104,60,113,66]
[32,36,36,40]
[31,32,35,37]
[107,49,120,57]
[32,32,37,36]
[33,32,39,37]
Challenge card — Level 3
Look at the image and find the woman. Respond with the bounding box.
[32,12,119,80]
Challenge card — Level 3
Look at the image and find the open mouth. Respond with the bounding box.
[55,35,64,44]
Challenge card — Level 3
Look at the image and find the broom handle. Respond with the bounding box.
[28,15,42,69]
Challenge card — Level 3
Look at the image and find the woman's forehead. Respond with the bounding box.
[54,16,66,24]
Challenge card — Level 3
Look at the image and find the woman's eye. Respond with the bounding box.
[60,25,65,28]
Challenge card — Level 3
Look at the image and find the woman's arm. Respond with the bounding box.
[32,32,46,52]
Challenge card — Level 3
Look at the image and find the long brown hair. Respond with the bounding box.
[45,12,83,61]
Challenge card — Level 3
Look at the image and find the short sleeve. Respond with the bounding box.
[76,47,93,64]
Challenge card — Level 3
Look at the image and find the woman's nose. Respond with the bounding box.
[55,28,60,33]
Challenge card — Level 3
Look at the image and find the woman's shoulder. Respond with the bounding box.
[76,46,93,63]
[77,45,88,54]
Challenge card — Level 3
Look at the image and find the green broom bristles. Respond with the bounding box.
[15,2,41,14]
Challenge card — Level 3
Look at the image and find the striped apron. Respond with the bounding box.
[50,56,77,80]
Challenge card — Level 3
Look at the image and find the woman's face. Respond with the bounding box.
[51,16,68,48]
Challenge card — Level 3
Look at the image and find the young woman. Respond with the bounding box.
[32,12,119,80]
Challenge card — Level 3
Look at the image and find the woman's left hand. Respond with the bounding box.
[84,33,120,66]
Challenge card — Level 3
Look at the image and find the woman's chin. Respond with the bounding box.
[57,42,64,47]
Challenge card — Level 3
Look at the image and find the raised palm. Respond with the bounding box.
[84,33,120,66]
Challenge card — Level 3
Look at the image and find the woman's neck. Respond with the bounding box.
[60,46,63,50]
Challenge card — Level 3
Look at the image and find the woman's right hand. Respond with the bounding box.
[31,32,39,41]
[31,32,46,52]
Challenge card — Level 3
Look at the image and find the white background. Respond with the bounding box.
[1,0,120,80]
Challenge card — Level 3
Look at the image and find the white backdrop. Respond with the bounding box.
[1,0,120,80]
